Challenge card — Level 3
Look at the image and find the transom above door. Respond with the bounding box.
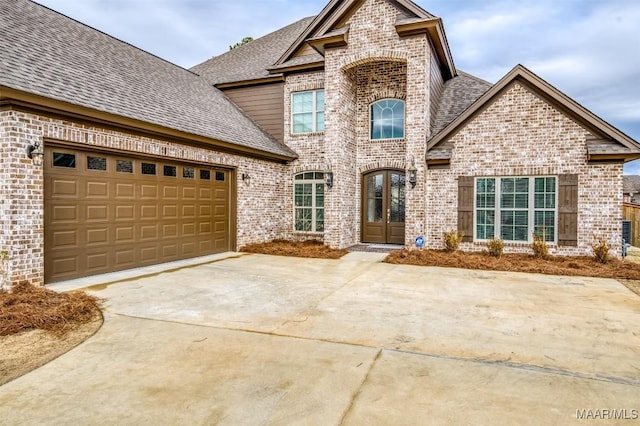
[362,170,406,244]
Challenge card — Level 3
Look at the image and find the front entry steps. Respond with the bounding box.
[347,244,405,253]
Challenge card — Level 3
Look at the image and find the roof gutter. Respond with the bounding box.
[0,86,296,163]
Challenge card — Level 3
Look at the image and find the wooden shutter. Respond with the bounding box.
[458,176,474,242]
[558,174,578,246]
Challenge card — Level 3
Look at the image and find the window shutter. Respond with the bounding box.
[458,176,474,242]
[558,174,578,246]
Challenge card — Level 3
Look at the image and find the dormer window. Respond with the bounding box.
[292,89,325,134]
[370,99,405,140]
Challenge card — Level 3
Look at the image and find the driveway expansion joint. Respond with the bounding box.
[338,349,383,425]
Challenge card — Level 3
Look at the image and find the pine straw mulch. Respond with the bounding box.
[0,281,103,336]
[240,239,349,259]
[385,249,640,282]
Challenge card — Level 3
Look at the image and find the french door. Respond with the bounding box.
[361,170,406,244]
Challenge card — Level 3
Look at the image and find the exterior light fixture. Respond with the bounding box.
[26,141,44,167]
[241,173,251,184]
[408,163,417,189]
[324,161,334,189]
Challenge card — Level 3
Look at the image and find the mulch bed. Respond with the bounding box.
[0,281,102,336]
[385,249,640,280]
[240,239,349,259]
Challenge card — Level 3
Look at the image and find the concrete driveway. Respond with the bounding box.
[1,252,639,425]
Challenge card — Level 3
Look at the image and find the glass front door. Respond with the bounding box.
[362,170,405,244]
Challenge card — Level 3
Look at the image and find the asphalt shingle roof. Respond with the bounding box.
[623,176,640,193]
[191,16,316,85]
[0,0,296,159]
[430,71,493,138]
[427,71,492,160]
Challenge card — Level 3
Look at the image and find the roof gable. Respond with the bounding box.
[272,0,454,78]
[427,65,640,163]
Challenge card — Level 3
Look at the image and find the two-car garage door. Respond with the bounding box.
[44,146,233,283]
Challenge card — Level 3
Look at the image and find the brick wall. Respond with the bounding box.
[426,83,623,257]
[0,109,287,285]
[286,0,433,248]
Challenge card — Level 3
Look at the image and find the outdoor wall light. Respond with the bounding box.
[324,171,334,189]
[26,141,44,167]
[242,173,251,184]
[408,164,418,188]
[324,161,334,189]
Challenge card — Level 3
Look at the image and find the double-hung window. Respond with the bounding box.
[294,172,325,232]
[474,176,557,242]
[292,90,324,134]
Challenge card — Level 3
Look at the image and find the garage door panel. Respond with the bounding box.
[116,183,135,198]
[140,205,158,220]
[52,230,78,248]
[86,252,109,271]
[163,186,178,199]
[52,179,78,197]
[140,246,159,262]
[45,148,233,283]
[182,223,196,236]
[86,228,109,245]
[182,242,196,255]
[163,205,178,218]
[162,244,178,258]
[115,226,135,243]
[51,205,78,222]
[163,224,178,238]
[114,205,135,221]
[182,205,196,217]
[199,188,212,200]
[183,187,196,199]
[86,204,109,221]
[141,184,158,198]
[199,240,212,252]
[199,205,211,217]
[51,256,78,276]
[114,249,135,267]
[140,224,158,240]
[87,181,108,198]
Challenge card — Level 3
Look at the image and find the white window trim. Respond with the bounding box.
[293,172,325,233]
[291,89,324,135]
[473,176,559,244]
[369,98,406,141]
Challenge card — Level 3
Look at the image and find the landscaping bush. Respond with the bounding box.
[487,237,504,258]
[442,230,464,252]
[591,237,611,264]
[532,233,549,259]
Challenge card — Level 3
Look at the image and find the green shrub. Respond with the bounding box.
[487,237,504,258]
[532,231,549,259]
[591,237,610,264]
[442,230,464,252]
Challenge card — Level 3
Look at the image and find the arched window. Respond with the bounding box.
[294,172,325,232]
[370,99,405,140]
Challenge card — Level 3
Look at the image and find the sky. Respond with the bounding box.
[35,0,640,174]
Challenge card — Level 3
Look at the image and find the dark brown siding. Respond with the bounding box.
[458,176,474,242]
[558,174,578,246]
[222,83,285,144]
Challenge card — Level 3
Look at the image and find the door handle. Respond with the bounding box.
[387,208,391,224]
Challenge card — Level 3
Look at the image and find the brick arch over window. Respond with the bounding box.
[358,160,407,174]
[340,51,407,72]
[366,91,406,105]
[291,163,328,175]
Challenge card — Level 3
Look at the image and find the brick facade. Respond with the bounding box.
[1,0,631,284]
[426,83,623,257]
[0,109,287,284]
[286,0,433,248]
